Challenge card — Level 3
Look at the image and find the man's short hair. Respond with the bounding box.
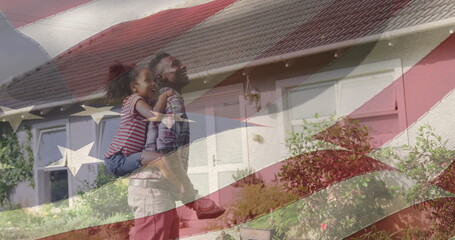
[148,51,170,75]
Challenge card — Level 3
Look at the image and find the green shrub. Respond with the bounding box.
[279,116,395,239]
[383,124,455,238]
[0,166,133,239]
[77,168,131,218]
[0,125,34,209]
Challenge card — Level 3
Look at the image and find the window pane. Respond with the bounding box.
[214,100,243,164]
[188,173,209,196]
[38,129,66,167]
[218,171,237,189]
[49,170,69,203]
[339,72,395,115]
[288,83,336,120]
[187,108,208,167]
[99,117,120,157]
[188,108,208,142]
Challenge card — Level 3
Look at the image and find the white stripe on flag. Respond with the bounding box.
[16,0,217,57]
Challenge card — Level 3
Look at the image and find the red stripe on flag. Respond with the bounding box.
[348,34,455,147]
[55,0,238,98]
[430,160,455,194]
[258,0,412,58]
[346,197,455,239]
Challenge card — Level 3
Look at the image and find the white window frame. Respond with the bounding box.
[97,114,121,159]
[275,59,405,157]
[32,119,72,206]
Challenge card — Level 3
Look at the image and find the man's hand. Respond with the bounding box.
[163,89,175,97]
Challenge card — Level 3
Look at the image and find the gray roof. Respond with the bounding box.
[1,0,455,111]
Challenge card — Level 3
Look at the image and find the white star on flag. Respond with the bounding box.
[45,142,104,176]
[71,105,120,124]
[146,111,194,129]
[0,106,43,132]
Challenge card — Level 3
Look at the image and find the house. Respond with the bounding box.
[1,0,454,237]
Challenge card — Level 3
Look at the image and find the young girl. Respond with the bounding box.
[103,62,177,175]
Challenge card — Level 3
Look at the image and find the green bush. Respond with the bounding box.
[279,116,395,239]
[231,167,264,187]
[210,182,299,239]
[0,166,133,239]
[77,167,131,218]
[0,125,34,209]
[382,124,455,238]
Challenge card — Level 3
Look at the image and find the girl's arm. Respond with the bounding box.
[135,90,173,119]
[135,99,156,119]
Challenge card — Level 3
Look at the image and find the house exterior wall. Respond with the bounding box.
[9,27,454,213]
[10,112,102,207]
[243,27,454,175]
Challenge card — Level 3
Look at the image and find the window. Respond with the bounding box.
[37,128,66,168]
[277,60,404,155]
[98,117,120,158]
[287,81,336,127]
[49,170,69,202]
[35,126,70,204]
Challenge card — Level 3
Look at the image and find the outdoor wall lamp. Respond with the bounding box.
[244,73,261,112]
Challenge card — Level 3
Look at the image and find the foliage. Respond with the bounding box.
[246,195,303,240]
[290,174,395,239]
[0,124,34,208]
[210,182,299,237]
[279,116,383,194]
[285,115,338,157]
[393,124,454,202]
[231,167,264,187]
[349,225,427,240]
[77,166,132,218]
[0,166,133,239]
[278,116,395,239]
[223,183,298,226]
[214,115,397,239]
[382,124,455,238]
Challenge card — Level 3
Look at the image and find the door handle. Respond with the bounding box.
[212,155,216,166]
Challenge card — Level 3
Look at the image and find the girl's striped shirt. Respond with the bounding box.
[104,94,147,158]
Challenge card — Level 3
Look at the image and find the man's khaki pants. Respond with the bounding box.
[128,184,179,240]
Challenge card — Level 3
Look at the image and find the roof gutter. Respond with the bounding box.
[188,17,455,79]
[2,17,455,117]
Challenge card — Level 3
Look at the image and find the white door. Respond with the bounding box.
[184,84,249,198]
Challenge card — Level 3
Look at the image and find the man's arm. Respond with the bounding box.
[156,94,184,154]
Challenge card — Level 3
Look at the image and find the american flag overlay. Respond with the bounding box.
[0,0,454,239]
